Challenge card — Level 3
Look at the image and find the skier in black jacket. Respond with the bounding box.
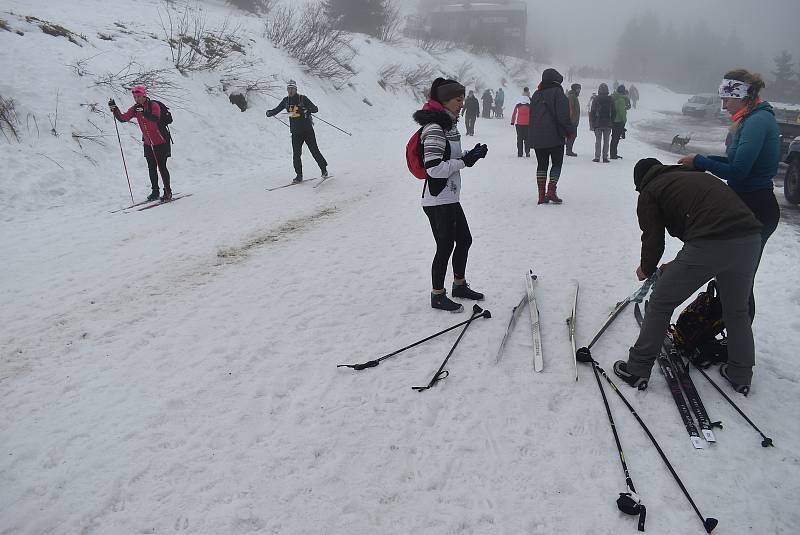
[266,80,328,183]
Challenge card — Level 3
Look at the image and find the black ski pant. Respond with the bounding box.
[291,128,327,177]
[423,202,472,291]
[734,188,780,319]
[610,121,626,158]
[465,113,477,136]
[515,125,529,156]
[144,142,171,192]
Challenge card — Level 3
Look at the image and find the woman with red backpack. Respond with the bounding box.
[109,85,173,201]
[412,78,488,312]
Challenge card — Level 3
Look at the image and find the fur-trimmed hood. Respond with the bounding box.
[413,100,456,131]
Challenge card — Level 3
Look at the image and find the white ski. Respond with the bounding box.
[496,292,528,364]
[567,281,579,381]
[312,173,334,188]
[525,269,543,372]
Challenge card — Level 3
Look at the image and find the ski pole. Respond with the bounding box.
[691,364,774,447]
[586,272,659,350]
[576,347,718,533]
[581,346,646,531]
[338,313,489,371]
[412,304,491,392]
[109,104,134,204]
[312,114,352,136]
[271,115,290,128]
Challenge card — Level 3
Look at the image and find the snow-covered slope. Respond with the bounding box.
[2,1,799,534]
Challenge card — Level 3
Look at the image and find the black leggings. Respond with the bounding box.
[534,145,564,181]
[423,203,473,290]
[144,142,170,192]
[736,188,780,319]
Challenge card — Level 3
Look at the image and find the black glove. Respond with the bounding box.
[134,105,144,113]
[266,110,275,117]
[108,98,117,111]
[461,143,488,167]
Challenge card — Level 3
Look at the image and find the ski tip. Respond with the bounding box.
[704,517,718,533]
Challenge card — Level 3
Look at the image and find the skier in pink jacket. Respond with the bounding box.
[109,85,173,201]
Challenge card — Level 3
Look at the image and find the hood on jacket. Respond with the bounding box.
[516,95,531,105]
[541,68,563,84]
[598,83,609,96]
[413,100,455,131]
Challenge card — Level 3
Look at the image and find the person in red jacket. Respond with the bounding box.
[109,85,172,201]
[511,87,531,157]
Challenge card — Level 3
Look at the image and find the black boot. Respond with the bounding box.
[451,281,484,301]
[146,189,160,201]
[160,189,172,201]
[431,291,464,313]
[720,364,750,396]
[292,175,303,184]
[613,361,648,390]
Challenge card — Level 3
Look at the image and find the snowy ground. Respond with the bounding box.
[2,2,800,534]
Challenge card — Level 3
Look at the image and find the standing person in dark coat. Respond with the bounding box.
[510,87,531,157]
[494,88,505,118]
[589,83,614,162]
[566,83,581,156]
[529,68,575,204]
[481,89,493,119]
[614,159,762,395]
[266,80,328,183]
[461,90,480,136]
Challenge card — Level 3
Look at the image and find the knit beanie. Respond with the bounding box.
[634,158,662,191]
[430,77,465,104]
[571,83,581,91]
[287,80,298,90]
[617,84,627,93]
[541,68,564,84]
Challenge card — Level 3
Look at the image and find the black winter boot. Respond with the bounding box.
[613,361,649,390]
[431,291,464,313]
[147,190,160,201]
[720,364,750,396]
[452,281,484,301]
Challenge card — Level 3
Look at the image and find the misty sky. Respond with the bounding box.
[402,0,800,75]
[524,0,799,71]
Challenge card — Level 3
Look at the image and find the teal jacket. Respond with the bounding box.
[694,102,780,192]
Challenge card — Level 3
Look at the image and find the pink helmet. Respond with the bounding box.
[131,85,147,97]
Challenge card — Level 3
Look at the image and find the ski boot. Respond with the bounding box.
[292,175,303,184]
[160,189,172,201]
[146,189,160,202]
[719,364,750,396]
[613,361,648,390]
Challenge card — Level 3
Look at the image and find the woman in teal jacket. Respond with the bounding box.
[679,69,780,319]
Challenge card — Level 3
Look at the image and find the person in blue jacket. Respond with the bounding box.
[679,69,780,319]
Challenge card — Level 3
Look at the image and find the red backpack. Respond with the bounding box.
[406,127,451,180]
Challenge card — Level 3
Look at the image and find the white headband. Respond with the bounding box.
[719,79,751,99]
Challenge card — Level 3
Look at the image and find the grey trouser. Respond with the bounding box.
[628,234,761,384]
[594,128,611,159]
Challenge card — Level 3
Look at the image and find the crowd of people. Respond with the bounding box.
[412,68,779,396]
[108,65,779,396]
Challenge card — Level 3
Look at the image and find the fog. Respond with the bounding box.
[399,0,799,95]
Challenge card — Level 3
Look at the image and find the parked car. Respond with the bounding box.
[682,94,723,118]
[783,134,800,205]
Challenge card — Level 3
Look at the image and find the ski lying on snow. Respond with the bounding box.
[525,269,543,372]
[635,303,704,449]
[667,334,722,442]
[566,282,579,381]
[136,193,193,211]
[266,176,323,191]
[496,292,527,364]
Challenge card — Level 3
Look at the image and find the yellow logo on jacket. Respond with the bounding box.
[288,104,301,118]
